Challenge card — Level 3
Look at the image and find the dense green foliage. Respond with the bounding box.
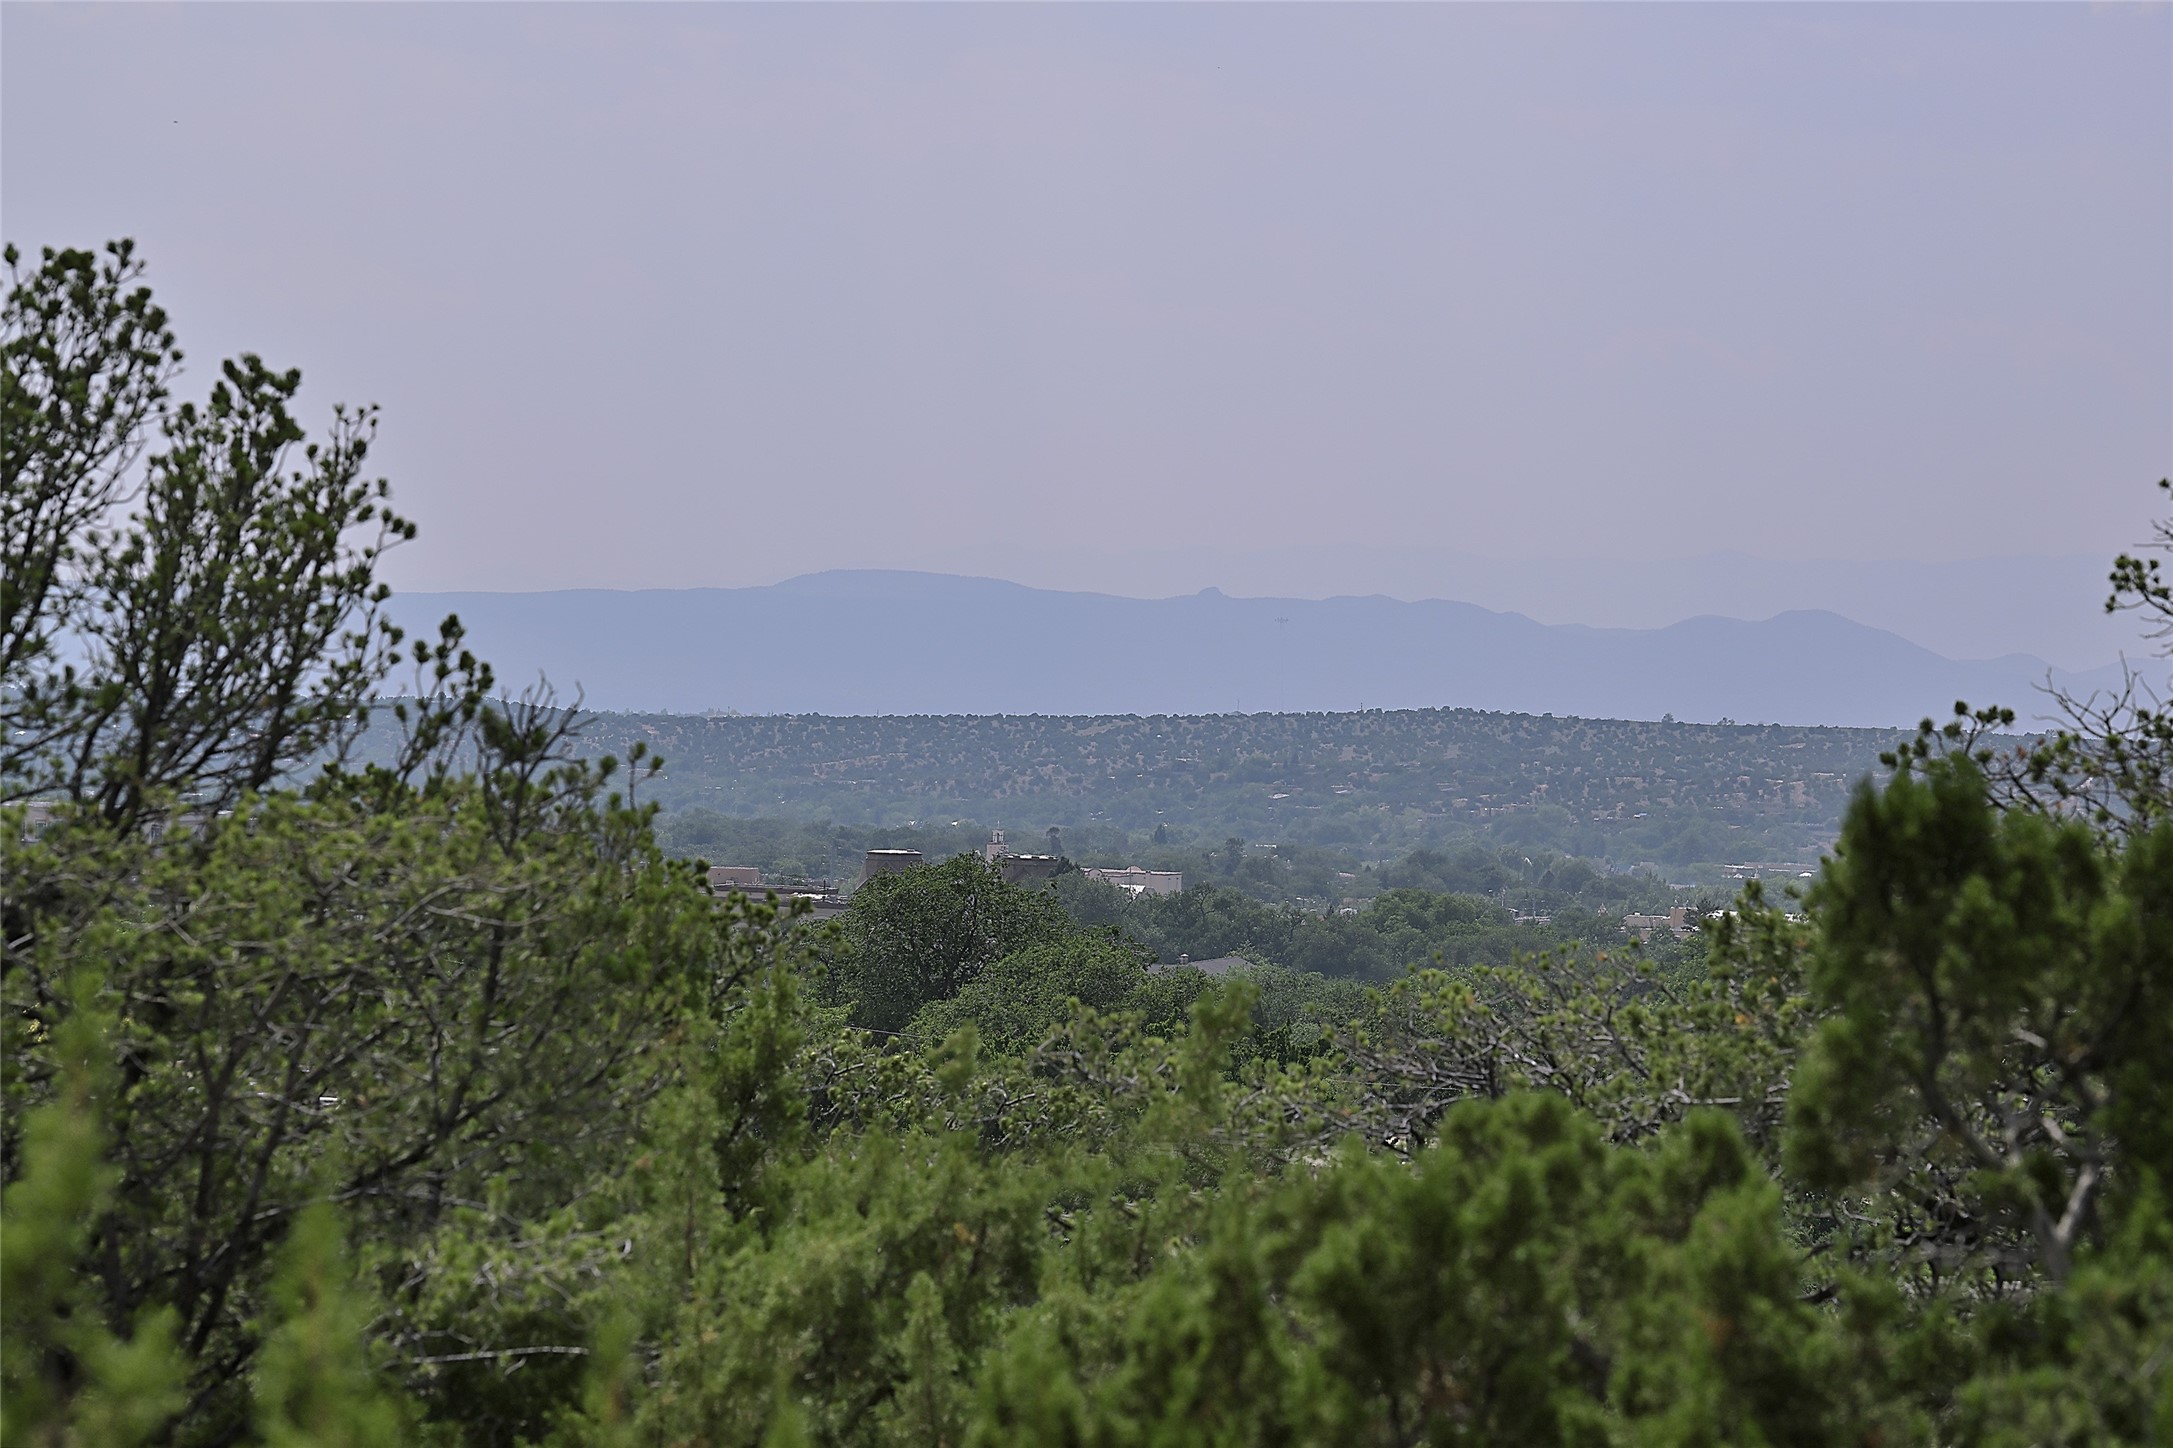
[1049,872,1712,982]
[6,241,2168,1445]
[823,853,1074,1034]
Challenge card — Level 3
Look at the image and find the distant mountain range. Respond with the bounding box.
[389,571,2137,728]
[892,545,2132,671]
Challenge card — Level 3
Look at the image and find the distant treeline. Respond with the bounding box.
[575,706,1907,871]
[658,808,1721,974]
[1048,872,1714,982]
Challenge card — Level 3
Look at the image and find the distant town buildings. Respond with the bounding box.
[1079,865,1185,897]
[981,830,1062,885]
[704,864,847,918]
[1720,862,1820,881]
[709,832,1189,910]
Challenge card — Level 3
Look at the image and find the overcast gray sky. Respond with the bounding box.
[4,3,2168,653]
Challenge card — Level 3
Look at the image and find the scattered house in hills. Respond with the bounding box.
[1150,952,1250,977]
[1623,906,1698,943]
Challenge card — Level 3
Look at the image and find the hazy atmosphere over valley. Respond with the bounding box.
[6,4,2173,1441]
[5,3,2168,683]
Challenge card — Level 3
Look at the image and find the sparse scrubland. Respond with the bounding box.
[8,243,2170,1445]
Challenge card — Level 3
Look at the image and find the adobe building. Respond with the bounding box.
[707,865,764,893]
[1079,865,1184,897]
[994,854,1063,886]
[979,828,1064,886]
[862,848,925,883]
[1622,906,1698,943]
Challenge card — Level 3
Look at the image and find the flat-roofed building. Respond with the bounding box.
[994,854,1063,886]
[1623,906,1698,943]
[862,848,924,883]
[1080,865,1184,897]
[707,865,764,893]
[767,884,849,921]
[1150,952,1249,977]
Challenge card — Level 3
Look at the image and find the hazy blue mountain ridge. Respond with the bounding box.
[393,570,2133,728]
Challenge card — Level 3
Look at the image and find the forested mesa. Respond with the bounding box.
[486,705,1888,875]
[6,241,2171,1446]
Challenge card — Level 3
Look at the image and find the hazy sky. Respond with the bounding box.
[4,3,2168,609]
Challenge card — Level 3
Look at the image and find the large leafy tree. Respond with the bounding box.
[826,854,1071,1033]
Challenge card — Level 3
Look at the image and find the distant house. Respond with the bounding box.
[1150,953,1249,977]
[1080,865,1184,897]
[995,854,1064,886]
[16,799,61,840]
[707,865,763,892]
[1623,907,1698,943]
[862,849,924,882]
